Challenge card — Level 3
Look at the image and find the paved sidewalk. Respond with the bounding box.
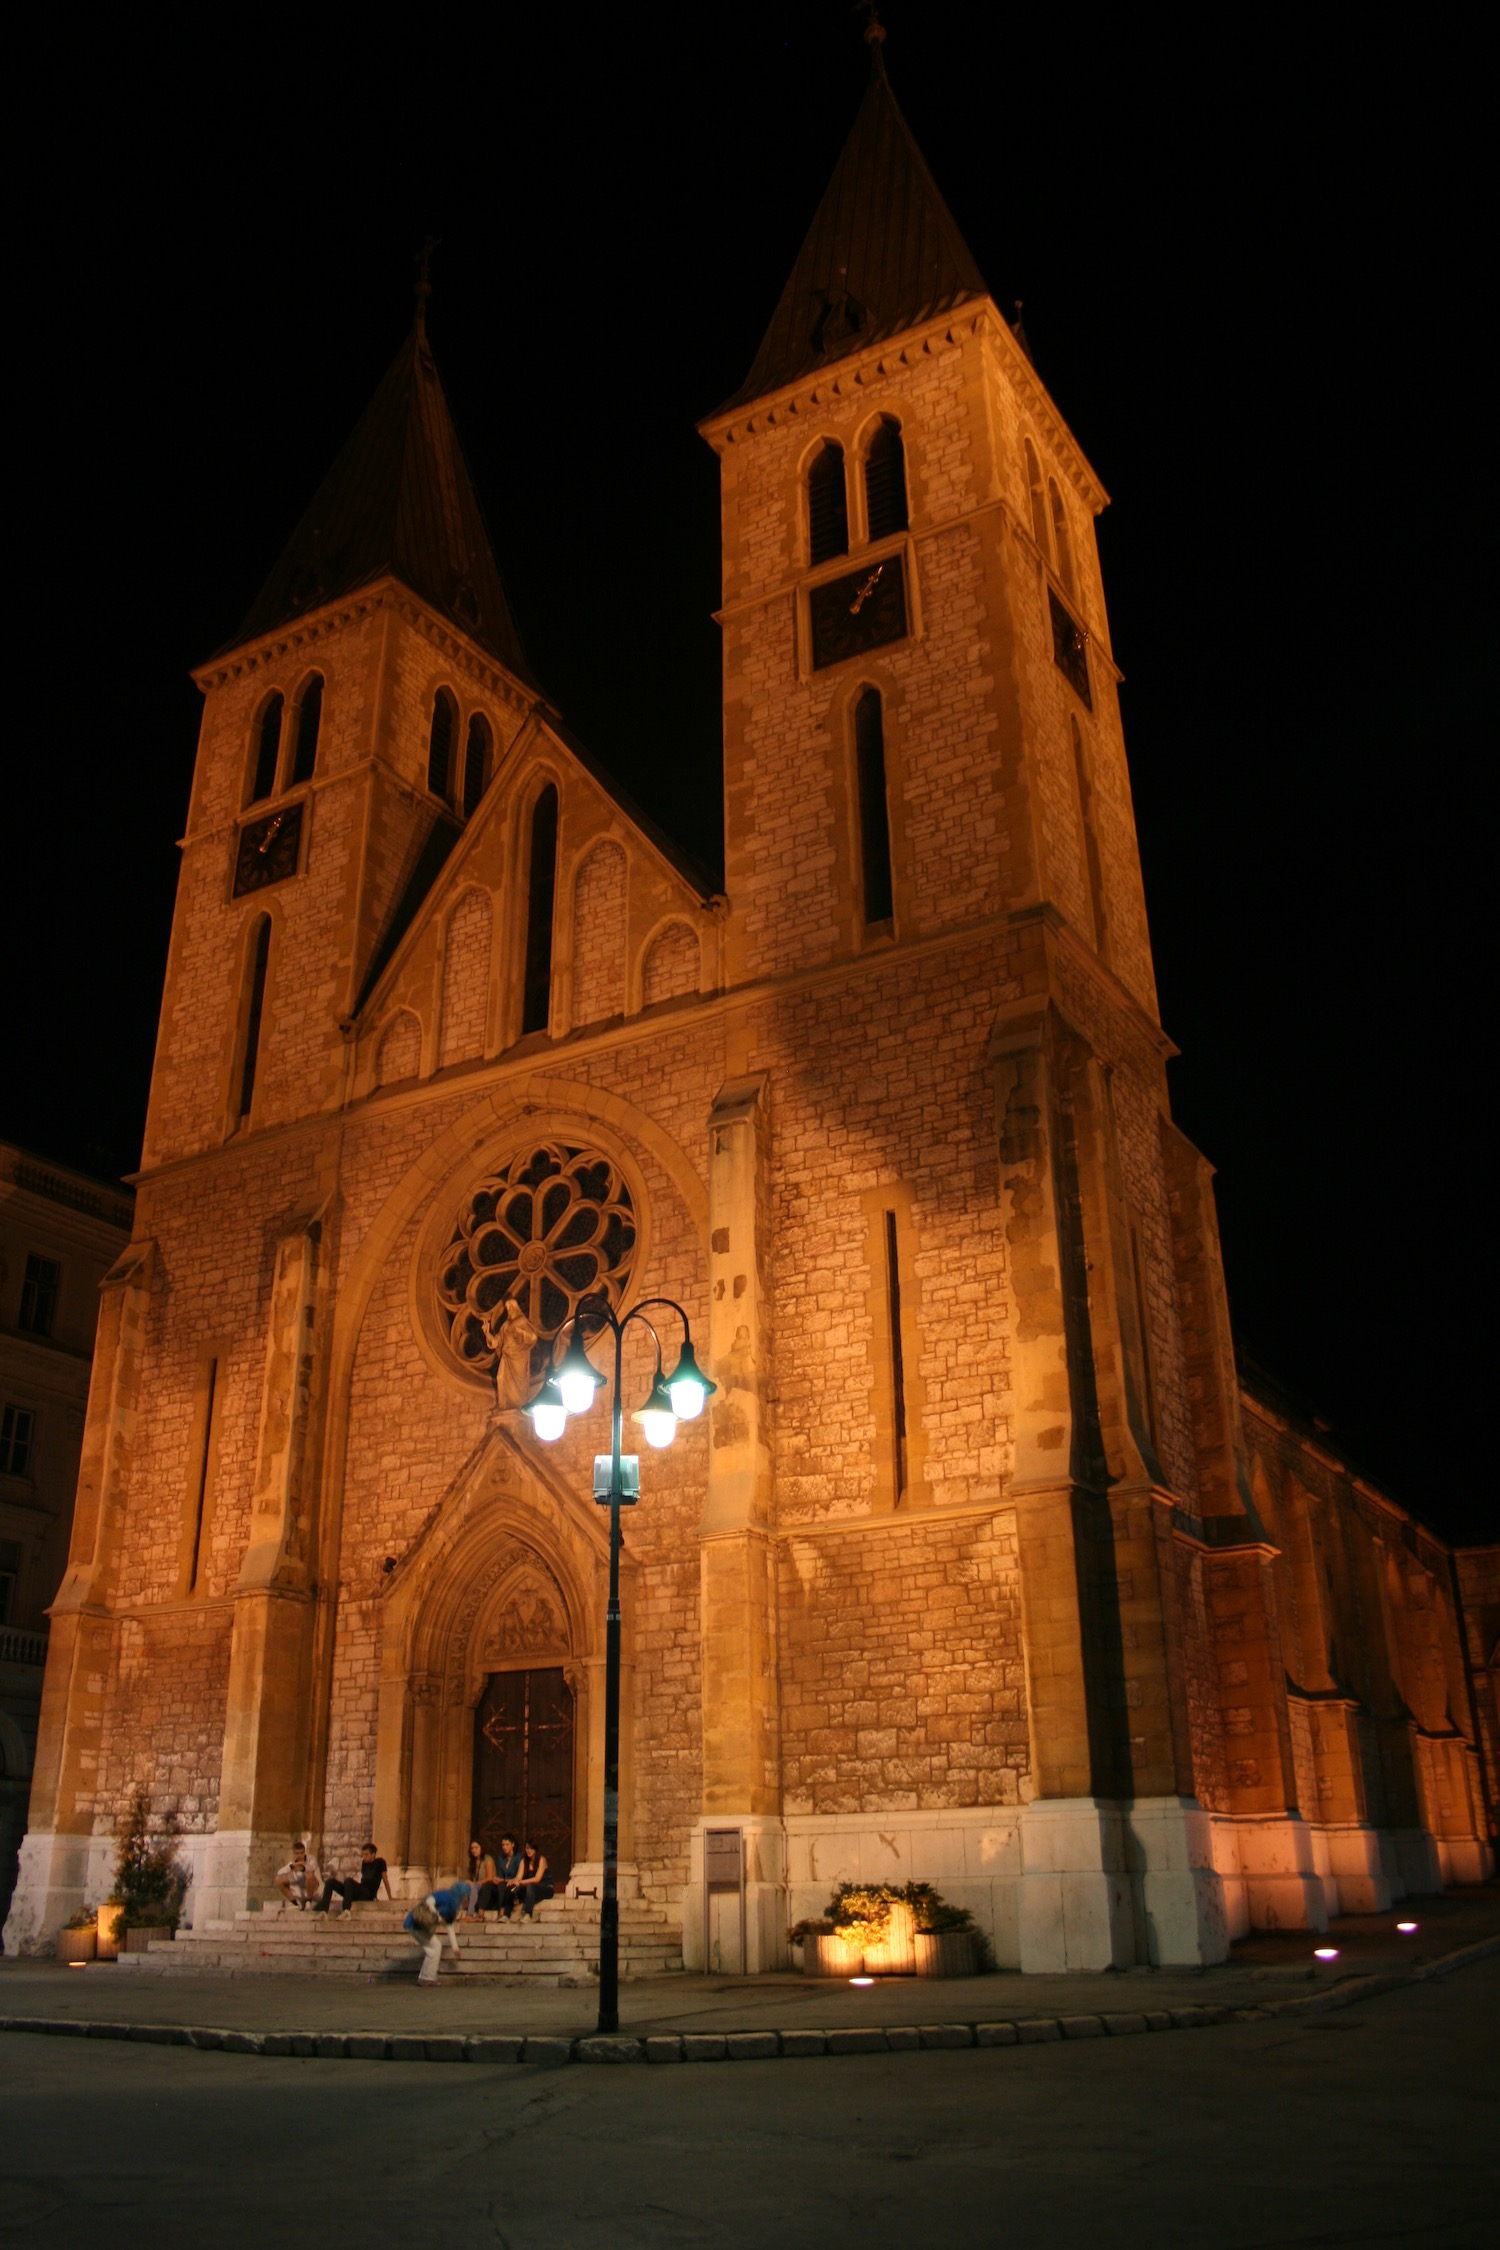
[4,1885,1495,2057]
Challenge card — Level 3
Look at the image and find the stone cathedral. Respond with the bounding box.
[8,49,1496,1969]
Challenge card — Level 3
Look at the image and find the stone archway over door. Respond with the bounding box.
[473,1668,574,1883]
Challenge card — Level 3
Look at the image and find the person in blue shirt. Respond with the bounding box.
[479,1835,523,1918]
[403,1881,471,1985]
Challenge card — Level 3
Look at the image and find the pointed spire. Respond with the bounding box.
[718,38,988,413]
[224,302,532,679]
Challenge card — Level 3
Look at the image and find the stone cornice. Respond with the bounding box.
[193,579,534,718]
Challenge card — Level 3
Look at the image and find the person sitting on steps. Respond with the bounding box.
[313,1841,393,1914]
[274,1841,320,1910]
[464,1840,497,1919]
[480,1834,523,1918]
[403,1880,471,1986]
[516,1838,554,1919]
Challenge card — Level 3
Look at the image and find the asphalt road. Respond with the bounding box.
[3,1956,1496,2248]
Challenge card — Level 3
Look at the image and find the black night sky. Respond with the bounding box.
[8,9,1486,1539]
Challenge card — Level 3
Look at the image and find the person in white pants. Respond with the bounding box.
[404,1882,470,1984]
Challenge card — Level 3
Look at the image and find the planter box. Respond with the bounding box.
[56,1928,96,1964]
[803,1932,864,1977]
[123,1925,176,1954]
[863,1900,916,1976]
[95,1903,124,1960]
[915,1930,978,1978]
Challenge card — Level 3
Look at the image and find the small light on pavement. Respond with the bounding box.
[850,1975,874,1987]
[1313,1946,1339,1960]
[1396,1920,1418,1933]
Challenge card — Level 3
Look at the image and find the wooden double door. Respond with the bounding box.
[472,1667,574,1884]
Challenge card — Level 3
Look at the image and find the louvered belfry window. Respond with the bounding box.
[808,443,848,565]
[463,715,491,818]
[251,694,284,803]
[864,419,908,542]
[428,689,457,800]
[290,676,323,785]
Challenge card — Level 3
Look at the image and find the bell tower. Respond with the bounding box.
[142,301,538,1172]
[700,33,1258,1969]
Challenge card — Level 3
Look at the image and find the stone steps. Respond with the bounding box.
[117,1895,683,1982]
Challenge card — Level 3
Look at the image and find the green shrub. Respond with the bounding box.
[109,1794,189,1933]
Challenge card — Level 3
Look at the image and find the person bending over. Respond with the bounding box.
[404,1880,471,1985]
[274,1841,320,1910]
[314,1842,392,1914]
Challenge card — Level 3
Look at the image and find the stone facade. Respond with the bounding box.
[6,62,1495,1967]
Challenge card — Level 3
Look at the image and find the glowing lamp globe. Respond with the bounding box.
[633,1369,679,1451]
[666,1337,715,1421]
[524,1370,569,1443]
[557,1325,604,1416]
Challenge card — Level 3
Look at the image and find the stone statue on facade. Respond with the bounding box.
[480,1290,541,1412]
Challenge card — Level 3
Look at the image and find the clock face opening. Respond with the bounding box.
[809,552,909,671]
[233,799,305,896]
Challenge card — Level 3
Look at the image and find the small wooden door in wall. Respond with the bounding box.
[472,1667,574,1884]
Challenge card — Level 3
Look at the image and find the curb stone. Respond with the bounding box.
[3,1931,1495,2069]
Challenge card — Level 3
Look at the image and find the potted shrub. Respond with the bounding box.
[913,1895,979,1978]
[56,1907,97,1964]
[95,1901,124,1960]
[108,1793,188,1955]
[789,1918,861,1976]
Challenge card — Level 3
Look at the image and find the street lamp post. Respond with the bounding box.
[524,1291,713,2035]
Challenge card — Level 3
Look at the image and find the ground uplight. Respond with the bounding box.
[850,1975,874,1987]
[1314,1946,1340,1960]
[1397,1920,1418,1933]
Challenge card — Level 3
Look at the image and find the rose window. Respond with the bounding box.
[438,1143,636,1381]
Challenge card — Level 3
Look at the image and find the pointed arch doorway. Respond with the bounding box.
[473,1666,574,1884]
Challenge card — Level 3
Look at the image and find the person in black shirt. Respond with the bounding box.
[314,1841,393,1913]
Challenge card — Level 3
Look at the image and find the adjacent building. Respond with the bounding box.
[5,45,1494,1965]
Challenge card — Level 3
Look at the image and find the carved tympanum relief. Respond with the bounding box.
[437,1143,636,1390]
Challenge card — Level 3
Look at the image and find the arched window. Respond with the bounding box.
[1024,441,1050,557]
[807,442,848,565]
[427,688,457,800]
[236,915,272,1121]
[289,676,322,786]
[854,688,894,927]
[864,418,908,541]
[250,694,283,804]
[462,714,491,818]
[521,784,559,1035]
[1048,479,1076,596]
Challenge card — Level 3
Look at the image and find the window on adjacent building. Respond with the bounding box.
[0,1538,21,1624]
[1048,478,1077,596]
[18,1255,59,1337]
[864,418,908,541]
[250,693,284,804]
[521,784,559,1035]
[1,1405,36,1478]
[427,688,458,801]
[854,688,894,927]
[808,442,849,565]
[237,915,272,1121]
[1024,440,1050,557]
[289,674,323,786]
[462,714,491,818]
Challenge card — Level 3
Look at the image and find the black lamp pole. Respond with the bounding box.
[557,1291,701,2038]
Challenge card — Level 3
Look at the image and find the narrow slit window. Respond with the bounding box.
[807,442,848,565]
[462,714,491,818]
[237,915,272,1121]
[250,694,283,803]
[864,418,908,541]
[1024,440,1050,557]
[521,785,558,1035]
[0,1538,21,1624]
[1048,479,1076,596]
[427,689,457,801]
[187,1357,220,1592]
[884,1210,909,1503]
[1071,716,1108,957]
[290,676,322,785]
[854,688,894,926]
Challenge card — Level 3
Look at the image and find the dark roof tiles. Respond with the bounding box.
[225,320,532,678]
[718,50,989,415]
